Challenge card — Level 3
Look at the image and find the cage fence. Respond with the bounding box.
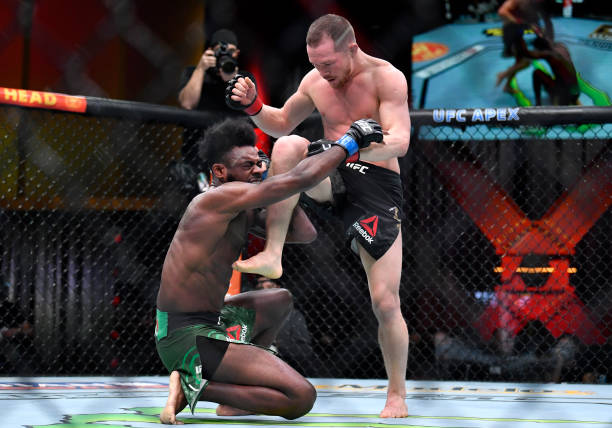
[0,96,610,385]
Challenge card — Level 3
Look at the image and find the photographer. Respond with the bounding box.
[178,29,256,176]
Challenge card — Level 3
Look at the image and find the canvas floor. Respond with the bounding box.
[1,376,611,427]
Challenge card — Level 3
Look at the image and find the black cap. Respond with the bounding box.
[209,29,238,47]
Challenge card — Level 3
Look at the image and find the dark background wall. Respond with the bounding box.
[3,1,611,108]
[1,0,449,107]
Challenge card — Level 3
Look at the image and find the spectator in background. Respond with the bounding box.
[254,276,315,375]
[0,285,36,375]
[178,29,257,177]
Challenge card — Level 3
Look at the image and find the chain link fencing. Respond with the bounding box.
[0,95,610,385]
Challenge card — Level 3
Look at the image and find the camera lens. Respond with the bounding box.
[215,42,237,74]
[219,57,237,73]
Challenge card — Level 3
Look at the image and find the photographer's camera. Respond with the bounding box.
[215,42,237,74]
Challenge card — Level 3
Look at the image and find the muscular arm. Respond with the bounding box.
[230,72,316,138]
[206,145,347,213]
[251,77,316,138]
[359,67,411,162]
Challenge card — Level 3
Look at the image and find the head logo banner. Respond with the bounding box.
[0,87,87,113]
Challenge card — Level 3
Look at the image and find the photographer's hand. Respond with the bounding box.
[198,48,217,72]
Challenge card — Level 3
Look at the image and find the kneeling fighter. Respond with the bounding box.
[155,117,380,423]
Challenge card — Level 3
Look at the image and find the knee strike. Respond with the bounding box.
[271,136,309,169]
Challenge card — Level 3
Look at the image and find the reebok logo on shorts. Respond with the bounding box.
[360,216,378,236]
[226,324,242,341]
[226,323,248,341]
[353,215,378,243]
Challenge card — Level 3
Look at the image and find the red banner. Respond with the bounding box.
[0,87,87,113]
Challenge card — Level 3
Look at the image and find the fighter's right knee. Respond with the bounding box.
[271,135,309,167]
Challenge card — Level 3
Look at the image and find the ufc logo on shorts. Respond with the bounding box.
[345,162,369,174]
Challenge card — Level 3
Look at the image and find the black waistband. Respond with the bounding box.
[167,311,221,334]
[340,160,402,181]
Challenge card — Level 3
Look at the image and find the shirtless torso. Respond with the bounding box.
[157,197,252,313]
[303,55,402,173]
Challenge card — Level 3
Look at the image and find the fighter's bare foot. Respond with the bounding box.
[160,371,187,424]
[232,252,282,279]
[379,394,408,418]
[216,404,254,416]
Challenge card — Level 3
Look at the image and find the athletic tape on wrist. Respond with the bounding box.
[336,134,359,156]
[244,96,263,116]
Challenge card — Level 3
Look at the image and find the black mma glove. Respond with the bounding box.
[306,139,335,157]
[225,74,263,116]
[336,119,383,162]
[306,138,354,162]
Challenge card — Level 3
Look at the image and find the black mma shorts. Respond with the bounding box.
[338,161,404,260]
[301,158,404,260]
